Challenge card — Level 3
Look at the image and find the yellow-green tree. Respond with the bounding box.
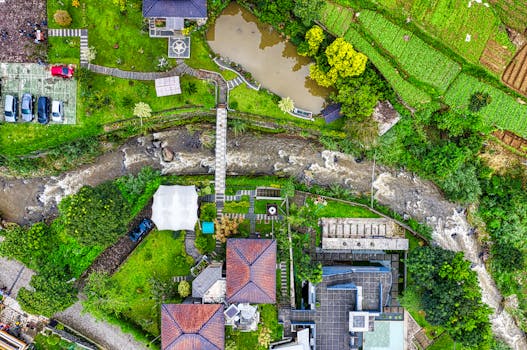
[310,38,368,87]
[303,25,325,57]
[309,65,333,87]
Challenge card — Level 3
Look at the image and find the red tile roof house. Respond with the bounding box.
[161,239,277,349]
[227,238,277,304]
[161,304,224,350]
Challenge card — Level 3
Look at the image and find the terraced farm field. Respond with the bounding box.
[357,10,461,93]
[320,3,431,107]
[322,2,354,37]
[445,73,527,137]
[375,0,501,64]
[492,0,527,32]
[343,28,431,106]
[502,44,527,96]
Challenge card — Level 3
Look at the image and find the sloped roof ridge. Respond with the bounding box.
[229,280,273,303]
[251,239,275,266]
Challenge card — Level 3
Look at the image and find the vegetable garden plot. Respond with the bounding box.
[358,11,461,93]
[445,73,527,137]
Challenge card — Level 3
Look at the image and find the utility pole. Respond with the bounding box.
[370,151,376,208]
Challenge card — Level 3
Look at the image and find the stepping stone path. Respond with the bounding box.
[226,76,243,90]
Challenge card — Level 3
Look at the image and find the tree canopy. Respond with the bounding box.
[309,38,367,87]
[406,246,493,348]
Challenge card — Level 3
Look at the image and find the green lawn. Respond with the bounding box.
[110,230,194,336]
[48,0,175,71]
[254,200,283,214]
[229,85,289,119]
[223,200,251,214]
[444,73,527,138]
[315,200,380,218]
[0,73,214,156]
[48,37,80,65]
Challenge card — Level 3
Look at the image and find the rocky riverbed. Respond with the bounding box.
[0,128,525,349]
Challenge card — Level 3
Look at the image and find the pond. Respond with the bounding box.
[206,3,330,113]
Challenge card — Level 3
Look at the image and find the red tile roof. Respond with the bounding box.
[226,239,276,304]
[161,304,224,350]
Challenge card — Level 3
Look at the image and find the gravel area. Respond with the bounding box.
[0,256,34,298]
[55,302,148,350]
[0,0,47,62]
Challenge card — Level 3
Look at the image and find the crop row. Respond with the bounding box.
[445,73,527,137]
[357,10,461,93]
[343,28,432,107]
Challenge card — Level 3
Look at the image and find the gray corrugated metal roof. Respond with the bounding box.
[143,0,207,18]
[192,264,222,298]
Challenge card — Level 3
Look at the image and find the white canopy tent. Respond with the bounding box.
[151,185,198,231]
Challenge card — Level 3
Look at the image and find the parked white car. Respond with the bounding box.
[51,100,64,122]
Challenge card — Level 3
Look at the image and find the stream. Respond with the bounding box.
[0,128,525,349]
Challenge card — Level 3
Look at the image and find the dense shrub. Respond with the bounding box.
[17,273,77,317]
[115,166,162,214]
[177,280,191,298]
[53,10,72,27]
[59,182,130,246]
[469,91,492,112]
[0,223,53,270]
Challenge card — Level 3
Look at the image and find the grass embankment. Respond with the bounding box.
[0,73,214,156]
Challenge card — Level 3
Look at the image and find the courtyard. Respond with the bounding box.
[0,63,77,124]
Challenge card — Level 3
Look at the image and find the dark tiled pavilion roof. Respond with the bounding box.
[161,304,224,350]
[321,103,342,123]
[226,239,276,304]
[143,0,207,18]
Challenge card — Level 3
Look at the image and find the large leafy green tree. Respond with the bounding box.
[58,182,130,246]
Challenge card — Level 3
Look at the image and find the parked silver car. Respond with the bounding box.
[21,93,34,122]
[4,95,18,122]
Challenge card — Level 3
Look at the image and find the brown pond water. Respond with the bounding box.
[206,3,330,113]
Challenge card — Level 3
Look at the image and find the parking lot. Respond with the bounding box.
[0,63,76,124]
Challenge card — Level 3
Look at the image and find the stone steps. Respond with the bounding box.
[226,76,244,90]
[48,28,83,37]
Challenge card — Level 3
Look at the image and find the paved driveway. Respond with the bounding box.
[0,63,77,124]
